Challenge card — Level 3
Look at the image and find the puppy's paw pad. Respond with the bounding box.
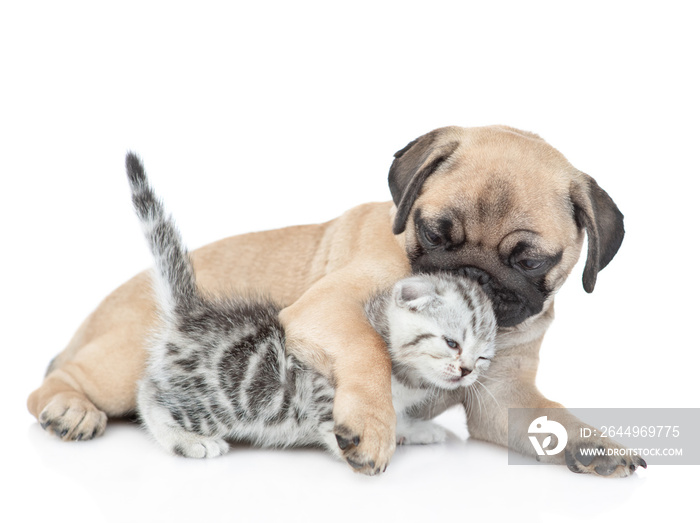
[335,427,360,451]
[334,421,395,476]
[39,393,107,441]
[565,442,647,478]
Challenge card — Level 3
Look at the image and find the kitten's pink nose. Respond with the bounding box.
[460,367,472,377]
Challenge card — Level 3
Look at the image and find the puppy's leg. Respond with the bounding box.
[506,406,646,477]
[28,371,107,441]
[280,271,399,476]
[465,335,645,478]
[28,336,143,441]
[28,273,155,439]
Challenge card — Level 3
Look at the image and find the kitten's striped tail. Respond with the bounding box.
[125,153,198,313]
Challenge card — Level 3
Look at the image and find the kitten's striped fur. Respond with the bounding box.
[127,153,497,470]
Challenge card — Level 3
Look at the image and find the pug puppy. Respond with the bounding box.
[387,126,643,476]
[28,125,642,476]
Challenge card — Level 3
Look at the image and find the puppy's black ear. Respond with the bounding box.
[388,128,460,235]
[570,174,625,293]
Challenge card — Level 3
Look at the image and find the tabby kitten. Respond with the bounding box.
[127,153,497,474]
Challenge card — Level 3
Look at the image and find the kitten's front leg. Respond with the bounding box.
[169,432,230,459]
[395,417,446,446]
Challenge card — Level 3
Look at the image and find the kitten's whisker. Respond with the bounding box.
[467,388,475,421]
[472,384,488,418]
[464,387,473,420]
[474,379,500,408]
[430,382,441,418]
[479,375,505,384]
[469,384,483,420]
[469,387,481,417]
[426,383,435,419]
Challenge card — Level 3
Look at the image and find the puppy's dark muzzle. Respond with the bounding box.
[455,266,544,328]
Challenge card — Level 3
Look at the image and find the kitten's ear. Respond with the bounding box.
[393,276,437,310]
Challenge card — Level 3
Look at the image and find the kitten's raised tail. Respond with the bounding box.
[125,152,198,313]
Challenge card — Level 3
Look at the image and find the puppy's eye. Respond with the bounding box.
[444,338,459,349]
[517,259,544,271]
[422,228,443,246]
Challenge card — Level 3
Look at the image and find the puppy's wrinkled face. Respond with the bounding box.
[390,126,624,328]
[407,191,579,328]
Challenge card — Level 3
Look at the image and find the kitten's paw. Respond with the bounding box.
[563,438,647,478]
[172,436,229,459]
[333,392,396,476]
[38,392,107,441]
[396,420,446,445]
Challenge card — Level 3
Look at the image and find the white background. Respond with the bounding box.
[2,1,698,521]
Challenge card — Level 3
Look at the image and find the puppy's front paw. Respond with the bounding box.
[334,423,394,475]
[396,419,446,445]
[333,392,396,476]
[563,437,647,478]
[39,392,107,441]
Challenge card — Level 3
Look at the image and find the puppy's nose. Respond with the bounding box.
[459,266,491,286]
[460,366,472,377]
